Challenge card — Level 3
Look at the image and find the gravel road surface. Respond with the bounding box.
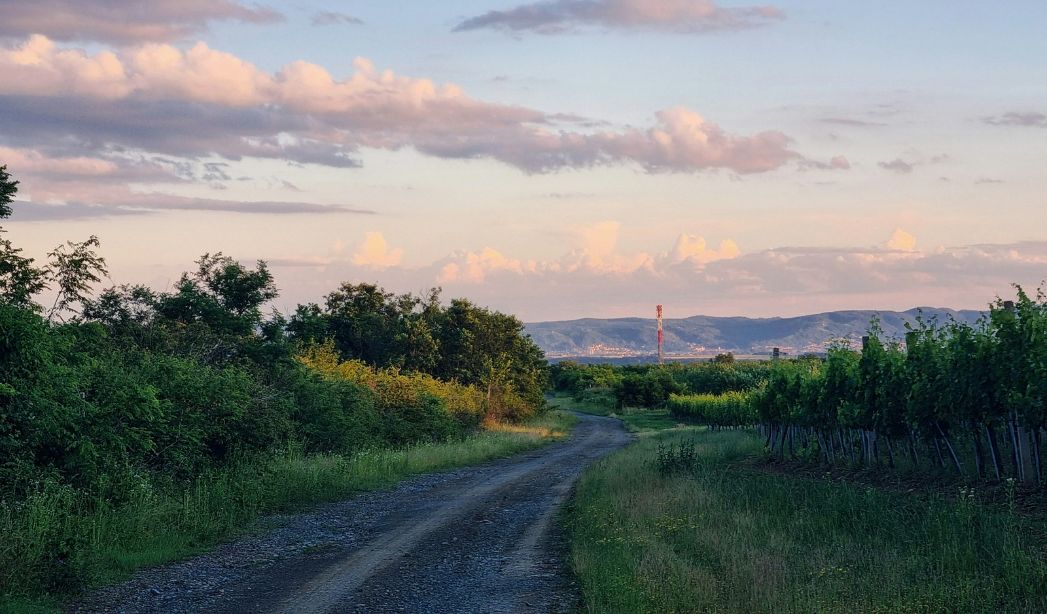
[73,412,630,614]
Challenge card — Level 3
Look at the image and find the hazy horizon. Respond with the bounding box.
[524,302,988,324]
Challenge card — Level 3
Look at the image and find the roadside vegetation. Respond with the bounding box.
[0,165,554,609]
[3,411,573,613]
[558,303,1047,612]
[568,425,1047,613]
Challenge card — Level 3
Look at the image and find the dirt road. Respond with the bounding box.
[74,412,630,613]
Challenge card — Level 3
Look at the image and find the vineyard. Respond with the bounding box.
[557,287,1047,484]
[667,289,1047,483]
[562,294,1047,611]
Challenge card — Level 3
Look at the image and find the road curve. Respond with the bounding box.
[74,412,631,614]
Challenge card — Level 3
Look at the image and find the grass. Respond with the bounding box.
[0,410,576,613]
[567,425,1047,613]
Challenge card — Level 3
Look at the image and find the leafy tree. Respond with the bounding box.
[0,165,15,220]
[45,236,108,322]
[0,167,107,314]
[158,253,277,336]
[0,167,47,308]
[287,303,331,345]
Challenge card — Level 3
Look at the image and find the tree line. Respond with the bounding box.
[0,165,548,501]
[550,357,771,408]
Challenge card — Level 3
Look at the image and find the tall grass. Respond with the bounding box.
[568,427,1047,613]
[0,411,575,611]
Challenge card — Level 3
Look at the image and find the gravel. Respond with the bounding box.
[72,413,630,614]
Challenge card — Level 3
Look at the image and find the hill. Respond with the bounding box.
[525,307,984,358]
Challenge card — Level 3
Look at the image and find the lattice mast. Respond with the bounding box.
[657,304,664,364]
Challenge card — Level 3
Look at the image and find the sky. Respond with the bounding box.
[1,0,1045,322]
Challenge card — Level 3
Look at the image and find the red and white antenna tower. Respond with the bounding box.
[657,304,664,364]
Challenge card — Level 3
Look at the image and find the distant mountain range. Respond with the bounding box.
[524,308,984,358]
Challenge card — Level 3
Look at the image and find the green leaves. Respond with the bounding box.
[45,236,108,322]
[0,164,16,220]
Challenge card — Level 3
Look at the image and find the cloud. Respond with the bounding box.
[884,229,917,252]
[983,111,1047,128]
[435,222,741,285]
[800,155,850,171]
[454,0,784,34]
[0,145,120,177]
[0,0,282,44]
[269,227,1047,321]
[352,232,404,268]
[438,247,534,283]
[7,200,149,221]
[0,146,374,217]
[311,12,364,26]
[670,234,741,264]
[577,220,623,268]
[877,152,949,175]
[818,117,887,128]
[0,36,828,176]
[7,195,372,221]
[878,158,914,174]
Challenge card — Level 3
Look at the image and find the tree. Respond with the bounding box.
[287,303,331,345]
[0,165,16,220]
[322,282,405,366]
[0,166,48,308]
[158,253,277,336]
[0,166,108,313]
[45,236,109,322]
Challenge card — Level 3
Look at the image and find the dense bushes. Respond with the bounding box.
[1,292,547,501]
[0,164,549,505]
[296,342,488,444]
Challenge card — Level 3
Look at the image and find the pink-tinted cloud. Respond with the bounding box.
[267,229,1047,321]
[671,234,741,264]
[454,0,784,34]
[0,145,120,177]
[0,146,371,219]
[0,36,829,176]
[352,232,404,268]
[438,248,537,283]
[0,0,282,44]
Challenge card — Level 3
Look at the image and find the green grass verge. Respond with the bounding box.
[0,410,576,613]
[567,425,1047,613]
